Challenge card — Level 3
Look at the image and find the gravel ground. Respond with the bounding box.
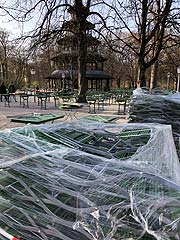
[0,95,128,130]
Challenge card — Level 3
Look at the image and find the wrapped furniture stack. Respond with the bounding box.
[0,121,180,239]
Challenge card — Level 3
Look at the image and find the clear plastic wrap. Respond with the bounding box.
[129,88,180,158]
[0,121,180,240]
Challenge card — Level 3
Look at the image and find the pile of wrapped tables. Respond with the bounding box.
[129,88,180,158]
[0,121,180,239]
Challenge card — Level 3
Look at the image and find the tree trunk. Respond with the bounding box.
[117,78,120,88]
[77,32,88,103]
[149,61,158,89]
[137,64,146,88]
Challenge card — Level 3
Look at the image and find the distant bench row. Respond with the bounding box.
[0,93,77,109]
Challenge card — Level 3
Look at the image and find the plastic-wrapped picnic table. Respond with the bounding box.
[0,121,180,240]
[129,88,180,158]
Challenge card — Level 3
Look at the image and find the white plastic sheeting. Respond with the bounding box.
[129,88,180,159]
[0,121,180,240]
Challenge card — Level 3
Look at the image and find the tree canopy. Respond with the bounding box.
[1,0,180,91]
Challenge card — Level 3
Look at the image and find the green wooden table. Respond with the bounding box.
[10,113,64,124]
[59,103,83,120]
[82,115,118,123]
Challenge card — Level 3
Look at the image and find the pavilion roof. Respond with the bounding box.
[45,69,113,80]
[51,51,107,62]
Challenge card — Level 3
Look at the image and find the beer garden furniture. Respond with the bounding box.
[19,94,30,108]
[10,113,65,124]
[82,115,118,123]
[59,102,83,120]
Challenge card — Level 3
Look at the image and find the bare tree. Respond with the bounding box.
[2,0,179,90]
[1,0,110,102]
[0,29,27,86]
[100,0,175,88]
[8,46,28,87]
[0,29,10,82]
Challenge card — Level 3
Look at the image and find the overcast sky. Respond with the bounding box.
[0,0,37,38]
[0,18,19,36]
[0,15,38,38]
